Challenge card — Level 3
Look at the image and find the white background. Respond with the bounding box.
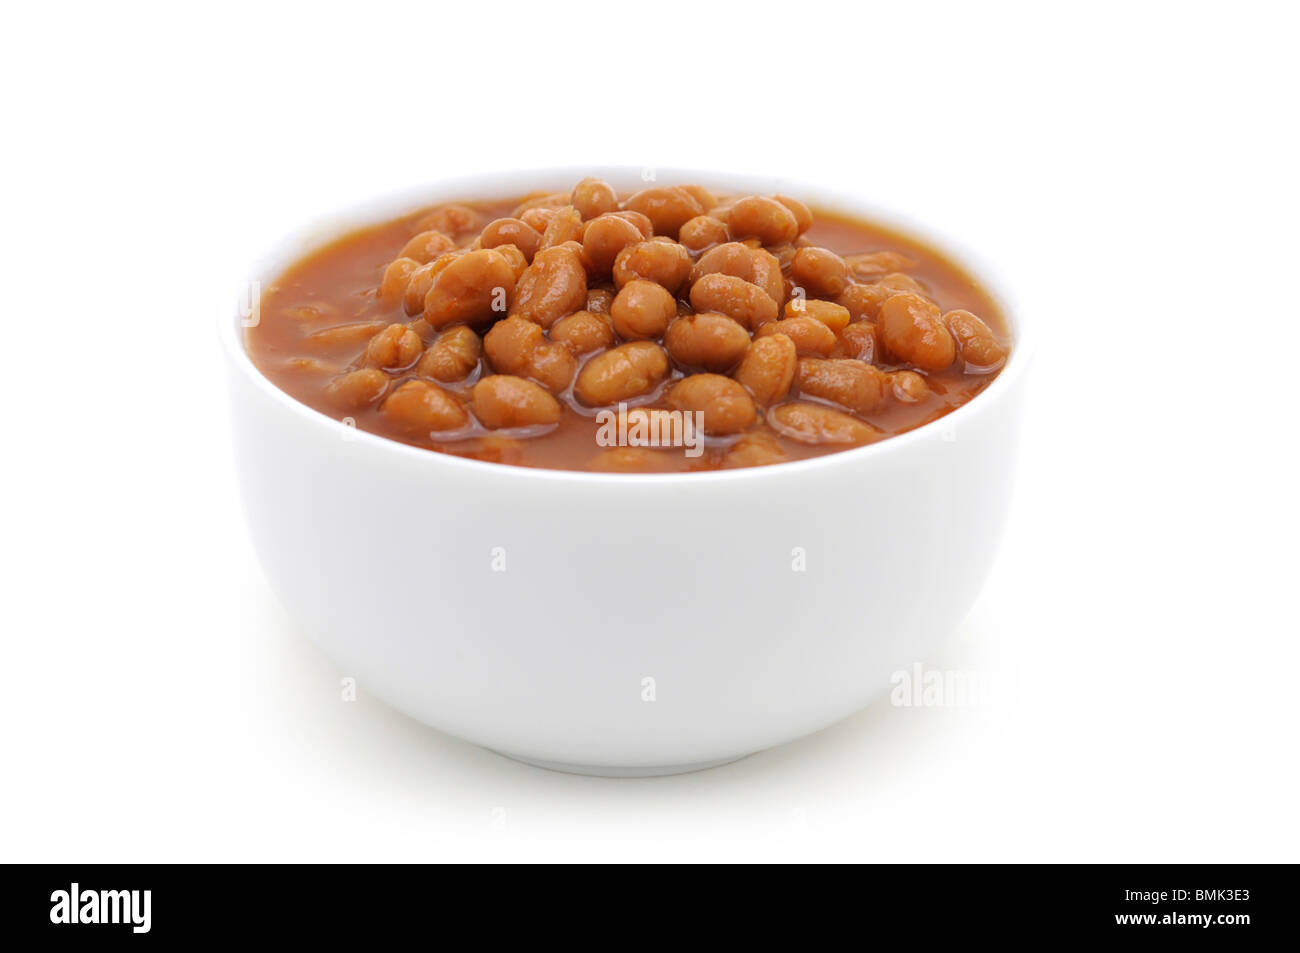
[2,1,1296,862]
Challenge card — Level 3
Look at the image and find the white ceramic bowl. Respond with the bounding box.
[221,168,1030,776]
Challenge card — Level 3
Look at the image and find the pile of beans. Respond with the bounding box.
[251,179,1011,471]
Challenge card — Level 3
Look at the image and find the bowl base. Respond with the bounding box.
[492,750,755,777]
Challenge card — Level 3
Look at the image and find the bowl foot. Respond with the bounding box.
[492,750,754,777]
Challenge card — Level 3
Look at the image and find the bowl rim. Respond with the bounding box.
[220,165,1032,484]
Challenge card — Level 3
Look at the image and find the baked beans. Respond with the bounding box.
[248,180,1011,471]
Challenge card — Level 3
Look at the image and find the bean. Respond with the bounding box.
[399,230,457,264]
[404,253,461,316]
[791,246,850,298]
[582,213,645,276]
[689,273,778,330]
[519,206,557,232]
[381,379,469,433]
[417,325,481,382]
[585,287,615,315]
[845,250,918,280]
[471,375,562,429]
[363,323,424,370]
[667,373,757,435]
[783,298,851,334]
[750,248,787,307]
[722,431,787,469]
[840,320,879,363]
[679,215,729,251]
[423,249,518,329]
[611,209,654,238]
[733,333,797,404]
[891,370,930,402]
[306,320,389,351]
[525,337,579,393]
[326,368,389,409]
[690,241,755,285]
[755,316,836,356]
[512,191,571,217]
[461,436,525,466]
[540,205,585,249]
[483,315,577,393]
[493,243,529,281]
[767,243,798,271]
[588,447,677,473]
[572,178,619,220]
[510,245,588,328]
[611,279,676,340]
[622,186,705,239]
[726,196,799,245]
[379,257,420,309]
[837,273,927,321]
[768,402,881,445]
[480,217,543,261]
[879,293,955,371]
[664,312,751,371]
[405,316,436,343]
[612,239,692,293]
[551,310,616,355]
[945,309,1008,371]
[774,195,814,234]
[282,356,337,375]
[680,184,719,211]
[414,204,482,237]
[796,357,888,414]
[574,341,670,406]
